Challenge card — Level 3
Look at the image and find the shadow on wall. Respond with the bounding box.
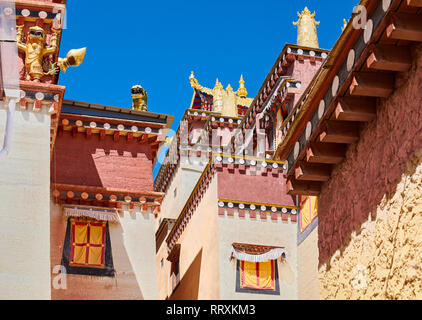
[51,216,145,300]
[318,45,422,265]
[51,131,153,190]
[169,249,203,300]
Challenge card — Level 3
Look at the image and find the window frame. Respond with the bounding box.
[60,218,115,277]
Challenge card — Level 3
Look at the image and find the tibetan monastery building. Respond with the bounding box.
[0,0,174,299]
[1,0,422,301]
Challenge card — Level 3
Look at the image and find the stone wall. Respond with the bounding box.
[318,44,422,299]
[320,151,422,299]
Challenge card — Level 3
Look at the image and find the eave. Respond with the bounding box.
[51,183,164,215]
[278,0,422,196]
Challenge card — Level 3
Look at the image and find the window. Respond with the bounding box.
[61,218,114,277]
[240,260,275,290]
[174,188,177,198]
[70,220,106,268]
[236,260,280,295]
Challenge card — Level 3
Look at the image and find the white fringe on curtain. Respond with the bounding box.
[63,206,119,222]
[231,247,287,263]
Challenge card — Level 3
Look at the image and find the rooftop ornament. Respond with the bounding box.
[293,7,320,49]
[16,25,86,82]
[189,71,253,117]
[131,85,148,111]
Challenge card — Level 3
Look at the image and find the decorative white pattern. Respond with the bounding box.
[231,247,287,263]
[63,206,119,222]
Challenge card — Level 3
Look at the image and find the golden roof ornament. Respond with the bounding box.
[16,25,59,82]
[237,74,248,98]
[131,85,148,111]
[188,72,253,117]
[293,7,320,48]
[57,48,87,73]
[16,24,86,82]
[214,79,223,91]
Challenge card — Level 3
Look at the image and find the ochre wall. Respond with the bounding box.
[51,202,158,300]
[52,131,153,191]
[156,228,171,299]
[318,44,422,299]
[298,226,319,300]
[168,177,220,300]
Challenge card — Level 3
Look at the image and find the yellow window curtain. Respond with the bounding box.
[70,219,106,268]
[300,196,318,232]
[240,260,275,290]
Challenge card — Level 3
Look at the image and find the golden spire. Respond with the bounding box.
[237,74,248,98]
[188,72,253,117]
[214,78,223,91]
[293,7,320,48]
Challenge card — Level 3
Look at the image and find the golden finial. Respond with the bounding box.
[226,84,233,92]
[237,74,248,98]
[58,48,87,73]
[293,7,320,48]
[214,78,223,91]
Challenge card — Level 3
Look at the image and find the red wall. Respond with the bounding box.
[217,166,295,206]
[52,131,154,191]
[318,44,422,264]
[287,58,324,105]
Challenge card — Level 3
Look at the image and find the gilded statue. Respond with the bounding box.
[293,7,320,48]
[16,25,59,82]
[16,25,87,82]
[131,85,148,111]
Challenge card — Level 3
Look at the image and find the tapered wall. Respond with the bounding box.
[0,103,51,299]
[318,44,422,300]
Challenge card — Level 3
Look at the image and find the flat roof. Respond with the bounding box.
[62,99,175,128]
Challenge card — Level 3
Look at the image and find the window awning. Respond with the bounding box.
[231,243,287,263]
[63,205,119,222]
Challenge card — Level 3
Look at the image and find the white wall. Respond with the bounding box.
[0,102,51,299]
[117,205,159,299]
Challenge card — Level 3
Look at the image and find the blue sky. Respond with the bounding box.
[58,0,358,177]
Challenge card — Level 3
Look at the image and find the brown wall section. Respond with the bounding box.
[317,44,422,298]
[217,167,295,206]
[52,131,153,191]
